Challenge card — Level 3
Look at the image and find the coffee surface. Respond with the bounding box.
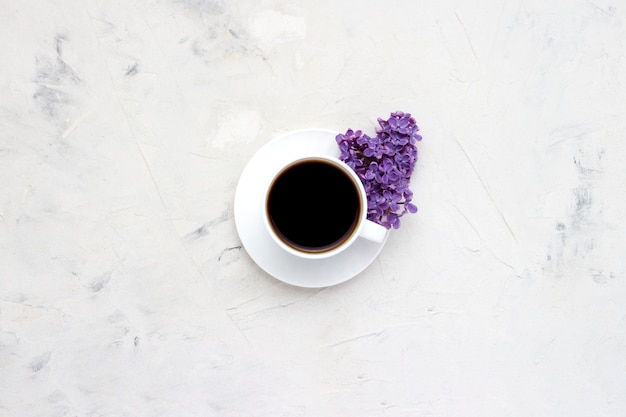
[267,160,360,252]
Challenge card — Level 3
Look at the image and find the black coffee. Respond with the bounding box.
[267,159,361,252]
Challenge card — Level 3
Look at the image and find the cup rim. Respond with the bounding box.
[264,154,368,259]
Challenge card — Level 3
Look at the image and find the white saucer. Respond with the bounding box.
[234,129,389,288]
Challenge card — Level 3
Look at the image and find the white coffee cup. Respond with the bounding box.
[264,154,387,259]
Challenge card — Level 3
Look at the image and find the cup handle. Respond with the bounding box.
[359,219,388,243]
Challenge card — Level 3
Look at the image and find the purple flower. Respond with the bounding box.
[336,111,422,229]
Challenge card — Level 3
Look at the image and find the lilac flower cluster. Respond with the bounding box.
[336,111,422,229]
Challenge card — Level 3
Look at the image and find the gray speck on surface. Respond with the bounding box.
[55,34,68,56]
[30,351,51,372]
[33,85,71,118]
[125,63,139,77]
[191,39,206,57]
[185,209,230,240]
[572,187,592,228]
[218,245,242,262]
[592,270,609,284]
[90,271,112,293]
[33,48,82,120]
[189,224,208,239]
